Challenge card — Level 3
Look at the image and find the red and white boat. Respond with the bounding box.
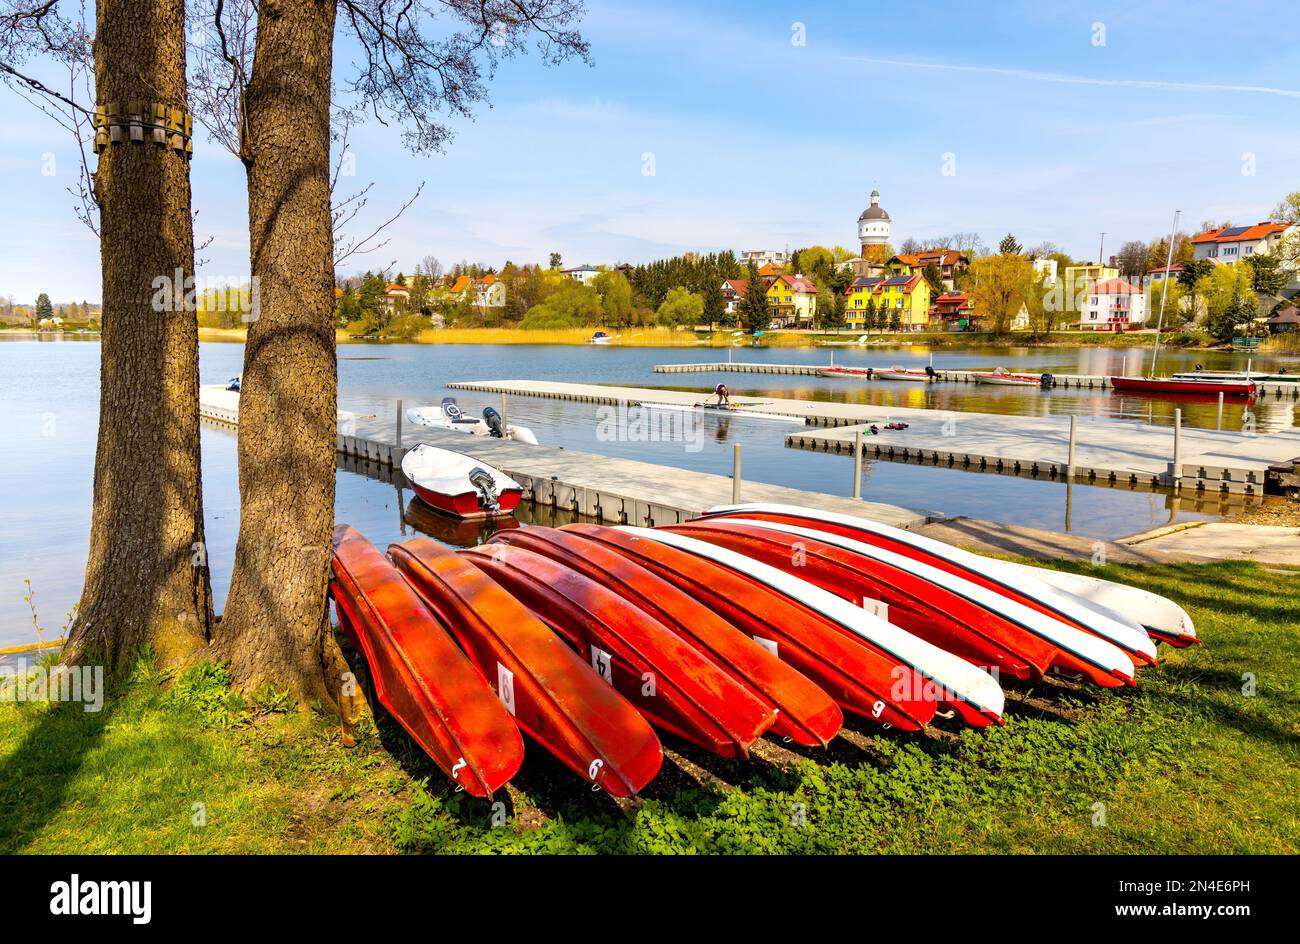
[400,444,522,520]
[816,366,873,379]
[873,365,934,382]
[1110,376,1256,398]
[972,367,1043,387]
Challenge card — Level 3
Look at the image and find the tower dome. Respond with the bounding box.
[857,189,891,255]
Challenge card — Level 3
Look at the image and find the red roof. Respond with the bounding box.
[723,278,749,297]
[1191,222,1291,244]
[1094,278,1143,295]
[895,249,967,268]
[386,283,408,294]
[776,274,818,294]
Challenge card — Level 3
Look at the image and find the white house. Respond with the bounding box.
[1080,278,1148,331]
[1191,222,1293,265]
[740,249,788,268]
[562,264,601,285]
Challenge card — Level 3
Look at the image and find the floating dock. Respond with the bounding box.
[198,385,926,529]
[651,362,1300,397]
[447,380,1300,494]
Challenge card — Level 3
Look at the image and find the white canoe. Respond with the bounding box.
[618,525,1006,725]
[701,502,1165,660]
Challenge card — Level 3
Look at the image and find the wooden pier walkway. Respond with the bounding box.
[652,361,1300,397]
[447,379,1300,494]
[198,385,926,529]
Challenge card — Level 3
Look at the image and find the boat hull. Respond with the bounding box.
[409,481,522,520]
[1110,376,1256,397]
[390,538,663,796]
[462,542,784,756]
[486,527,843,746]
[329,526,523,797]
[698,503,1161,664]
[668,519,1135,688]
[559,523,940,730]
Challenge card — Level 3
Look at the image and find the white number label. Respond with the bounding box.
[590,647,613,685]
[496,663,516,715]
[751,635,779,657]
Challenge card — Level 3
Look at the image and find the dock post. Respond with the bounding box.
[852,429,863,498]
[732,444,742,502]
[1216,392,1224,430]
[830,349,835,367]
[395,399,403,452]
[727,346,732,365]
[1172,408,1183,490]
[501,392,508,432]
[1066,414,1076,480]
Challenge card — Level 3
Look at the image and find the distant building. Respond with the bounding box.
[1079,278,1148,331]
[843,273,930,330]
[1265,305,1298,333]
[931,291,977,331]
[721,278,749,316]
[1191,222,1293,265]
[765,274,819,326]
[1032,257,1058,283]
[740,249,788,268]
[561,264,601,285]
[890,249,970,290]
[450,273,506,308]
[858,190,891,254]
[384,282,411,314]
[756,261,783,284]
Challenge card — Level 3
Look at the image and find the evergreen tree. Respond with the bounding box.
[1246,251,1287,297]
[34,292,53,321]
[739,261,770,333]
[701,278,725,327]
[549,252,563,270]
[999,233,1022,256]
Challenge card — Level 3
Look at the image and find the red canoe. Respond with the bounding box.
[1110,376,1256,397]
[665,519,1133,688]
[482,528,842,747]
[330,525,524,797]
[461,542,785,755]
[390,538,662,796]
[695,504,1158,666]
[560,523,940,730]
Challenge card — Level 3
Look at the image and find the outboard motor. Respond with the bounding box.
[482,406,506,438]
[924,365,937,379]
[226,377,241,392]
[1040,372,1054,387]
[468,466,500,511]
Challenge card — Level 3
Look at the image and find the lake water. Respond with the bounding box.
[2,336,1295,652]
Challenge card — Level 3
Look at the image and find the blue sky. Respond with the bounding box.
[2,0,1298,302]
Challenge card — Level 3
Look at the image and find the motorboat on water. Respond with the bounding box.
[404,397,539,444]
[1110,376,1256,397]
[873,365,936,382]
[400,443,523,520]
[587,331,615,344]
[972,367,1044,387]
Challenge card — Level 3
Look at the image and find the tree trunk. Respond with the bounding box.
[63,0,213,672]
[214,0,347,709]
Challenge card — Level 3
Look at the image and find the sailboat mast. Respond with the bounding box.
[1149,209,1181,379]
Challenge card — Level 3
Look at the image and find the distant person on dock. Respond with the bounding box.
[713,383,731,407]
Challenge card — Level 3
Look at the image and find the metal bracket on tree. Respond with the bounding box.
[92,102,193,157]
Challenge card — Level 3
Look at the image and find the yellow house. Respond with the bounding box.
[844,274,930,329]
[765,274,819,325]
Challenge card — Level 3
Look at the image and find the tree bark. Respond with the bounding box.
[63,0,213,672]
[213,0,347,709]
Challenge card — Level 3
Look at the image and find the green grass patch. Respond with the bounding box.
[2,560,1296,853]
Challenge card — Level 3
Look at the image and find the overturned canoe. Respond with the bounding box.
[669,518,1136,688]
[330,525,523,797]
[612,526,1006,727]
[462,541,785,755]
[699,503,1161,664]
[484,527,841,746]
[560,523,939,730]
[390,537,662,796]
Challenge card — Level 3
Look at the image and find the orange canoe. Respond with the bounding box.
[330,525,523,797]
[390,538,662,797]
[486,527,843,746]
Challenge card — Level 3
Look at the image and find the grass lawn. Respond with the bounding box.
[1,559,1296,854]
